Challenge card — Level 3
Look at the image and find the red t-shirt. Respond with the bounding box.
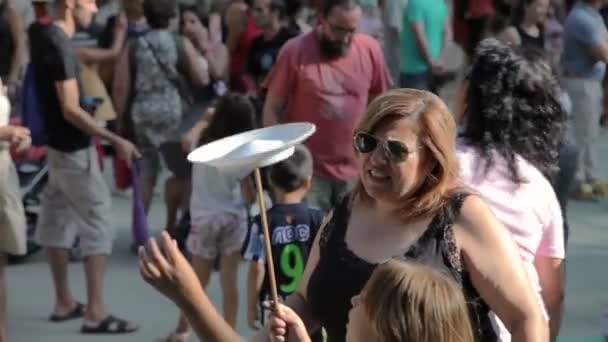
[230,12,262,91]
[263,31,392,180]
[467,0,494,18]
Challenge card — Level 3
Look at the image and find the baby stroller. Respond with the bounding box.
[6,118,81,263]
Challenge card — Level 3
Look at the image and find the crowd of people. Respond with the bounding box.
[0,0,607,341]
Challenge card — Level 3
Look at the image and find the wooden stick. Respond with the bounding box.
[253,168,280,305]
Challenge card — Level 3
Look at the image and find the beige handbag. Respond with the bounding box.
[80,62,117,121]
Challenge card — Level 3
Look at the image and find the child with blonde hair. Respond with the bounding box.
[270,259,475,342]
[140,232,475,342]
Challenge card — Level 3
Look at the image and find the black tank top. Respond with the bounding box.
[517,25,545,50]
[306,193,498,342]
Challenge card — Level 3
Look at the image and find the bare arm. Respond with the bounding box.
[591,41,608,63]
[0,125,28,141]
[76,47,120,65]
[57,79,117,139]
[262,93,287,126]
[187,14,228,81]
[242,73,259,95]
[535,256,565,342]
[141,233,308,342]
[179,293,245,341]
[583,19,608,63]
[183,37,210,87]
[181,107,216,152]
[455,196,549,342]
[111,46,130,126]
[0,125,30,151]
[240,175,257,205]
[224,3,247,54]
[250,216,330,342]
[410,22,434,67]
[0,126,14,140]
[76,32,126,63]
[206,44,229,81]
[76,14,127,64]
[140,233,245,341]
[6,0,26,86]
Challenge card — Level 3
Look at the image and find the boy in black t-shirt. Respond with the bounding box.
[243,145,324,337]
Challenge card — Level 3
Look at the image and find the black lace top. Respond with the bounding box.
[306,193,498,342]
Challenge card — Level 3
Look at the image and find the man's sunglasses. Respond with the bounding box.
[353,132,418,163]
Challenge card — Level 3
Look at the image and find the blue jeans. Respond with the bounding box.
[552,143,579,247]
[399,71,432,91]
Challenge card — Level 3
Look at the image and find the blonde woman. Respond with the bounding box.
[255,89,546,342]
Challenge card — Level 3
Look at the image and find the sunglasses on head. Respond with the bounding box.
[353,132,417,163]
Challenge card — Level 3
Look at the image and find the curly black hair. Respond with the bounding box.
[460,38,563,184]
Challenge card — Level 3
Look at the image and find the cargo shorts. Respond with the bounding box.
[35,147,113,256]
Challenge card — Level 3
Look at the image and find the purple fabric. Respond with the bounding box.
[131,161,150,245]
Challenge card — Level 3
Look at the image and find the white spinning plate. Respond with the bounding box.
[187,122,316,171]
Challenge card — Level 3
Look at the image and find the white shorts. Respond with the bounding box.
[186,212,247,259]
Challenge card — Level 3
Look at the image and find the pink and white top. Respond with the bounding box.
[457,143,565,341]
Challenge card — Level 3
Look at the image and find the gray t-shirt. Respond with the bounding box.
[382,0,408,83]
[562,2,607,81]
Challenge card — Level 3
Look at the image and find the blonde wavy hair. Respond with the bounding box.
[354,88,459,223]
[362,260,474,342]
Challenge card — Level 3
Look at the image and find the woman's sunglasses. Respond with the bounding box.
[353,132,417,163]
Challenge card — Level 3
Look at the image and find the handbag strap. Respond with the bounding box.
[142,35,183,95]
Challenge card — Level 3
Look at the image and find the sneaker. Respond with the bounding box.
[571,183,598,201]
